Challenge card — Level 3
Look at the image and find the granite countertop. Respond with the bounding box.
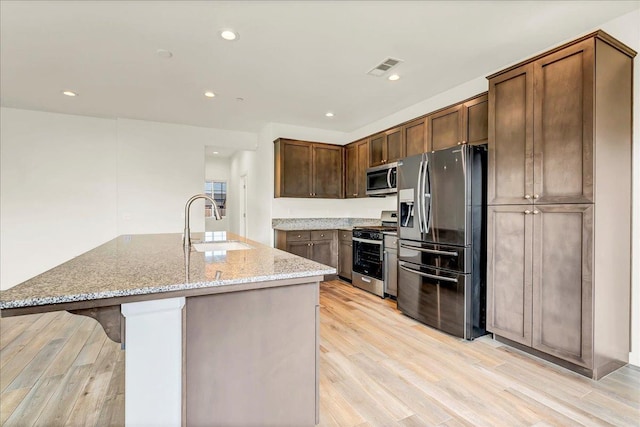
[272,218,380,231]
[0,232,335,311]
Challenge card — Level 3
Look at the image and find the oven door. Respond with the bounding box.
[352,237,383,280]
[397,260,469,339]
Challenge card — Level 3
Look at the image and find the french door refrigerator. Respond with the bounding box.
[397,144,487,340]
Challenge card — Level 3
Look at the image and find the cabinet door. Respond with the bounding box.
[310,240,334,267]
[464,94,488,146]
[487,205,533,346]
[532,204,593,368]
[369,133,386,167]
[403,117,426,157]
[287,241,311,259]
[345,144,358,198]
[533,40,594,204]
[488,64,534,205]
[338,241,352,280]
[385,127,403,163]
[279,140,312,198]
[356,139,369,198]
[428,104,463,151]
[312,144,343,198]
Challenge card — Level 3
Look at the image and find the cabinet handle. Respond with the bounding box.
[524,210,531,215]
[297,235,301,238]
[457,142,462,145]
[533,210,540,215]
[310,193,313,196]
[462,140,466,145]
[353,193,358,197]
[524,194,531,199]
[533,194,540,199]
[320,234,324,237]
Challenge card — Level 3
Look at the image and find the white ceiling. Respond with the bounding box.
[1,1,638,134]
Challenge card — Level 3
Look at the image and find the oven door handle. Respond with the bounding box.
[353,237,383,245]
[398,262,458,283]
[399,244,458,257]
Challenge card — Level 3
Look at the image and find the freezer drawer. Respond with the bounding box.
[398,240,467,273]
[397,260,484,340]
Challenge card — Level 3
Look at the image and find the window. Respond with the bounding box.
[205,180,227,217]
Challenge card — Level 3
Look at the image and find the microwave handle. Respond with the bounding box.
[387,168,393,189]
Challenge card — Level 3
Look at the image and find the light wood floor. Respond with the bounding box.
[1,279,638,426]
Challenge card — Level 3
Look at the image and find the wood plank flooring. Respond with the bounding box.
[1,279,638,426]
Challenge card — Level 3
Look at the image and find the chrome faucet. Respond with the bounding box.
[183,194,222,247]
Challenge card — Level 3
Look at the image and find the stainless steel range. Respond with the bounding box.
[352,211,397,298]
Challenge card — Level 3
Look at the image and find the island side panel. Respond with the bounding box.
[185,281,319,426]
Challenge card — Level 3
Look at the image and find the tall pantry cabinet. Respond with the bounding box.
[486,31,635,379]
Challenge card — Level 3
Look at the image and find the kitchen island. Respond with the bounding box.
[0,232,334,426]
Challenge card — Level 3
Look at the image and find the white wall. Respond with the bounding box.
[599,9,640,367]
[1,111,257,290]
[205,155,231,232]
[0,108,118,289]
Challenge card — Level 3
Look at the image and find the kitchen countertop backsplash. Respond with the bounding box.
[272,218,381,231]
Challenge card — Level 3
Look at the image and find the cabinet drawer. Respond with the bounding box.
[310,230,333,241]
[339,230,352,242]
[287,231,311,242]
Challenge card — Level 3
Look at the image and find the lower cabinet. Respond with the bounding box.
[487,204,597,374]
[337,230,353,280]
[275,230,338,269]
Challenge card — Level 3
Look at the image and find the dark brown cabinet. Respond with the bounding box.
[345,138,369,198]
[428,104,463,152]
[275,230,338,270]
[427,93,488,152]
[274,139,343,199]
[402,117,426,157]
[486,31,635,379]
[337,230,352,280]
[369,127,402,167]
[487,204,593,367]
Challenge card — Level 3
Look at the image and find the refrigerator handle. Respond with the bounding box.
[417,157,424,232]
[422,155,430,234]
[398,262,458,283]
[425,157,432,233]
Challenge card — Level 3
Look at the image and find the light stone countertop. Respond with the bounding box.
[0,232,335,311]
[272,217,380,231]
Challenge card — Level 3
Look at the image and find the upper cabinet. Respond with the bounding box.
[428,104,463,151]
[427,93,488,152]
[274,138,343,198]
[487,39,597,206]
[464,94,489,146]
[402,117,426,158]
[273,94,486,200]
[369,127,402,167]
[345,138,369,198]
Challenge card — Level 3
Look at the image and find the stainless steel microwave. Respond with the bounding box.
[366,162,398,195]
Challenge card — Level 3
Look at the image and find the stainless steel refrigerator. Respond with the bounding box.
[397,144,487,340]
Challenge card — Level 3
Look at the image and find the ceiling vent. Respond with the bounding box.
[367,57,403,77]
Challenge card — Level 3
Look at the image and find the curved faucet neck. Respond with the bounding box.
[183,194,222,248]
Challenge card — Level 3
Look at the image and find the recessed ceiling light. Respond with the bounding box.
[325,112,334,117]
[204,91,216,98]
[388,74,400,81]
[156,49,173,58]
[213,151,219,154]
[220,30,238,41]
[62,90,78,97]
